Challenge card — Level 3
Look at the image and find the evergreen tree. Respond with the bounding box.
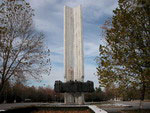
[96,0,150,101]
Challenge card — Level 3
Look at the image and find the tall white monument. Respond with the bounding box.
[64,5,84,104]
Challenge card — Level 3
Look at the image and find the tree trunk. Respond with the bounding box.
[139,82,146,109]
[0,80,5,97]
[141,82,146,101]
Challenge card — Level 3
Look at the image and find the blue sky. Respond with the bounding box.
[27,0,118,88]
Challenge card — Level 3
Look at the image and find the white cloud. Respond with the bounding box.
[84,41,99,57]
[85,63,99,88]
[28,0,56,9]
[50,46,64,54]
[28,66,64,88]
[51,54,63,64]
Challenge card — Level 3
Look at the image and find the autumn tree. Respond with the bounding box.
[96,0,150,101]
[0,0,51,96]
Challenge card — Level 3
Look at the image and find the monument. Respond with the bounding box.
[54,5,94,105]
[64,5,84,104]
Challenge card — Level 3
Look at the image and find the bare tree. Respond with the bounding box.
[0,0,51,95]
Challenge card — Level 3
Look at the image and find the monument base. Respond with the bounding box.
[64,93,84,105]
[54,80,94,105]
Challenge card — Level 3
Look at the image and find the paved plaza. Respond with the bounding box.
[0,101,150,113]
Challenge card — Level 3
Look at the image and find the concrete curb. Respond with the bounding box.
[88,105,107,113]
[0,103,108,113]
[0,110,5,112]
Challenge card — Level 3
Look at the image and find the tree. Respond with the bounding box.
[96,0,150,101]
[0,0,51,96]
[0,82,57,103]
